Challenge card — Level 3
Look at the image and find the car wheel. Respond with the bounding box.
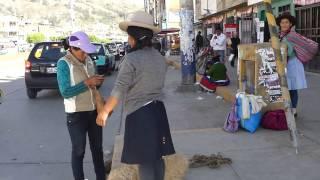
[27,88,37,99]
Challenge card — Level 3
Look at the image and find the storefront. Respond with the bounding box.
[236,5,259,44]
[295,2,320,72]
[199,13,224,46]
[200,2,258,44]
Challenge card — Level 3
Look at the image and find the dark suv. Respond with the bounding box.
[25,42,66,99]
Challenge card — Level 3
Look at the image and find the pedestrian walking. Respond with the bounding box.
[196,31,204,54]
[96,11,176,180]
[277,13,308,117]
[230,32,240,67]
[210,27,227,63]
[57,31,106,180]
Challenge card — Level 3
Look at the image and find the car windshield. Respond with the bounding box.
[33,43,66,60]
[105,45,115,53]
[92,44,105,55]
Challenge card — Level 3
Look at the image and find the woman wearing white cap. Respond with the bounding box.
[57,31,106,180]
[96,11,176,180]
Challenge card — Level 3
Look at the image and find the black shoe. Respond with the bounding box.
[294,113,298,118]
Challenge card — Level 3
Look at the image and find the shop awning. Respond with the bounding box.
[158,28,180,35]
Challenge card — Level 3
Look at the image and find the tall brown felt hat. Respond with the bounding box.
[119,11,161,33]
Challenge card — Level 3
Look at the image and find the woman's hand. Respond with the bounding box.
[85,75,104,89]
[96,96,118,127]
[96,110,109,127]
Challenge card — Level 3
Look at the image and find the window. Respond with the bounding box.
[240,13,257,44]
[9,32,17,36]
[33,43,66,60]
[260,10,266,21]
[9,22,16,26]
[92,44,105,55]
[296,5,320,44]
[296,4,320,72]
[279,5,290,14]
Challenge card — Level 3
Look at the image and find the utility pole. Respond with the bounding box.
[178,0,196,91]
[263,0,299,153]
[144,0,148,12]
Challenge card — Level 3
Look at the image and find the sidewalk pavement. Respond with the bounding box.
[110,56,320,180]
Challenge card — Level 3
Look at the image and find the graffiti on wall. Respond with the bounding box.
[256,47,282,103]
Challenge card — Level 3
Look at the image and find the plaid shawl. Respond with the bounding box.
[280,29,319,63]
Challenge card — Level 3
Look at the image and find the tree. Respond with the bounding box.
[89,35,100,43]
[88,35,111,43]
[26,33,46,43]
[49,36,65,41]
[48,16,60,26]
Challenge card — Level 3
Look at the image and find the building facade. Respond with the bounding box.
[0,16,20,42]
[295,2,320,72]
[198,0,259,44]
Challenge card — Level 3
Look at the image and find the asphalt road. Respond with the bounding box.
[0,53,122,180]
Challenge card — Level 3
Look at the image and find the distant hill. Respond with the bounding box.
[1,0,143,37]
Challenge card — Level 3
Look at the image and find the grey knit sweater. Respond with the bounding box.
[110,47,167,115]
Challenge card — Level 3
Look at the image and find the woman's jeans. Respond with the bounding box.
[67,110,105,180]
[139,158,165,180]
[289,90,298,108]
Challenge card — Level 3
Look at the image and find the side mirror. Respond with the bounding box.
[89,54,98,61]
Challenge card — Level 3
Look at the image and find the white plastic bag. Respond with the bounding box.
[228,54,235,62]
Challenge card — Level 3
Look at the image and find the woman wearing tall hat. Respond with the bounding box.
[96,11,175,180]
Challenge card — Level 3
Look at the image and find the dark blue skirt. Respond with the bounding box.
[121,101,175,164]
